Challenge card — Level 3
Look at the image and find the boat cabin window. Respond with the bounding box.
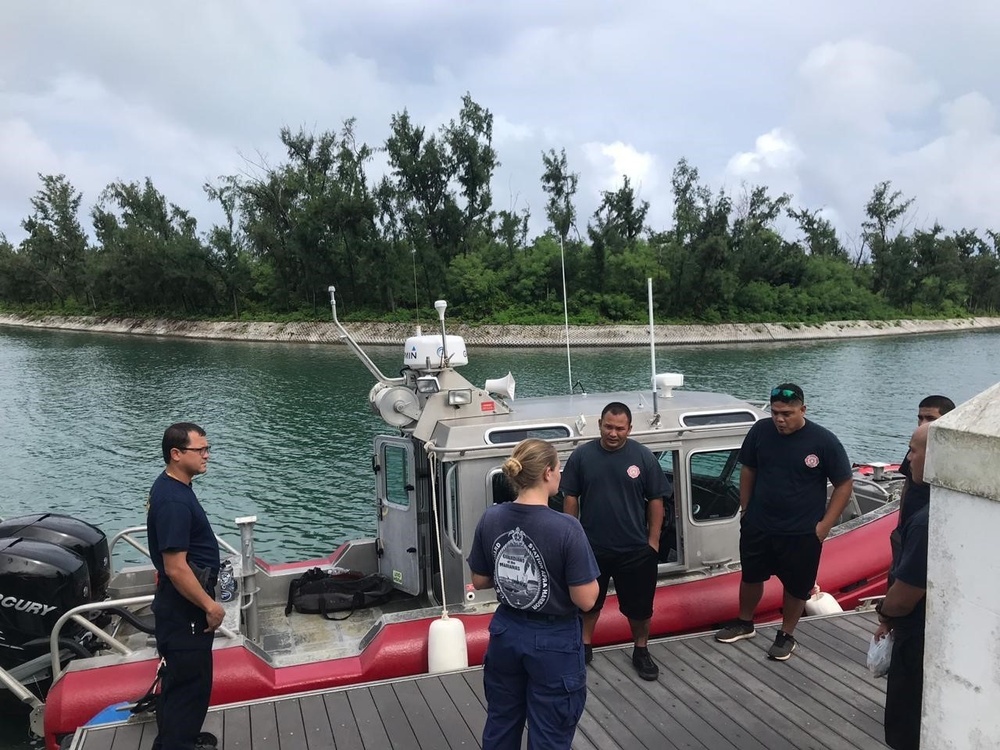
[688,449,742,522]
[384,444,411,508]
[680,411,758,427]
[486,425,571,445]
[445,464,461,548]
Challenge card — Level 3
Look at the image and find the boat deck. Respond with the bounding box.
[68,610,888,750]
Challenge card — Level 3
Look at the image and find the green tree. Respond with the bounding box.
[19,174,89,306]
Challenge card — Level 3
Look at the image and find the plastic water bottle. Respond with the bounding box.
[219,561,237,603]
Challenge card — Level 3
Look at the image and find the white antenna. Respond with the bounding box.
[559,236,573,394]
[648,277,659,417]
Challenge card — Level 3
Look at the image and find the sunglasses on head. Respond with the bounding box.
[771,387,800,399]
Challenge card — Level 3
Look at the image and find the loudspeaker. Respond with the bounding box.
[484,371,516,400]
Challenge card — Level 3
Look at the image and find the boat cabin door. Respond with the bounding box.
[373,436,420,595]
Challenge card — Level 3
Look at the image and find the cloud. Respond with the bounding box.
[2,1,1000,248]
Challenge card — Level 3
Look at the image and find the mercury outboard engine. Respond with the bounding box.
[0,514,110,671]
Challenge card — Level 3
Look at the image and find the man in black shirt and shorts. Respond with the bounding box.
[715,384,854,660]
[561,402,669,681]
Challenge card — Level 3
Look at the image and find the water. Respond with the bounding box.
[0,325,997,748]
[1,326,998,563]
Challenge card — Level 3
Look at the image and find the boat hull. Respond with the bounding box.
[42,509,894,749]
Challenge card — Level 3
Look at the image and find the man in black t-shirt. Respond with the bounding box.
[715,384,853,661]
[561,402,669,681]
[147,423,224,750]
[876,422,932,749]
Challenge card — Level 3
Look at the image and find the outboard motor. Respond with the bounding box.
[0,514,110,603]
[0,515,110,675]
[0,537,91,670]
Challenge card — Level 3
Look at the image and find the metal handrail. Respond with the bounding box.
[50,596,238,682]
[108,526,240,575]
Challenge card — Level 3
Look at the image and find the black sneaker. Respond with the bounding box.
[632,646,658,681]
[767,630,797,661]
[194,732,218,750]
[715,619,756,643]
[584,644,593,665]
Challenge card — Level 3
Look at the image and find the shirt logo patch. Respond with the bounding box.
[804,454,819,468]
[627,464,641,479]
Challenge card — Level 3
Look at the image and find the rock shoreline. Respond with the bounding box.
[2,313,999,347]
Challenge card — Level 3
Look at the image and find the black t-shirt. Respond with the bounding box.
[740,418,852,535]
[147,471,220,647]
[889,486,929,638]
[559,439,670,555]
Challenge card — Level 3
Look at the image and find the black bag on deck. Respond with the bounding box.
[285,568,395,621]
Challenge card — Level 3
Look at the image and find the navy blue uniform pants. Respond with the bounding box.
[152,647,214,750]
[884,630,924,750]
[482,608,587,750]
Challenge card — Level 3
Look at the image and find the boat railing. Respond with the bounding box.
[49,596,239,683]
[108,525,240,576]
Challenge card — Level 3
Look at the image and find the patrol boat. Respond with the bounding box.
[1,287,904,750]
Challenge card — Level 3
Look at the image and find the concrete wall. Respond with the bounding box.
[923,381,1000,748]
[1,314,999,347]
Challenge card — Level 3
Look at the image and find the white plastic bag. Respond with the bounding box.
[867,633,893,678]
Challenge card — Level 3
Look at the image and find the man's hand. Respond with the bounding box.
[816,520,834,542]
[874,621,893,641]
[205,601,225,632]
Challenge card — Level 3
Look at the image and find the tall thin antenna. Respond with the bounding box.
[648,277,658,416]
[559,236,573,394]
[411,244,421,332]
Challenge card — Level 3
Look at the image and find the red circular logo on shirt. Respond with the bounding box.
[627,464,641,478]
[804,454,819,468]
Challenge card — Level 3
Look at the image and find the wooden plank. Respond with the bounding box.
[584,650,692,750]
[346,688,391,748]
[368,683,419,747]
[440,672,487,742]
[108,722,143,750]
[581,652,692,750]
[136,721,156,750]
[415,676,481,749]
[391,680,450,748]
[297,693,336,750]
[803,620,887,708]
[223,705,252,750]
[248,702,279,750]
[322,691,364,750]
[688,639,859,750]
[78,728,115,750]
[666,642,802,750]
[701,635,885,749]
[274,697,309,750]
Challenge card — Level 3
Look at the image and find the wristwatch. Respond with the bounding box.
[875,599,892,624]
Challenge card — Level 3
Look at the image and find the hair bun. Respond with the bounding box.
[505,457,523,476]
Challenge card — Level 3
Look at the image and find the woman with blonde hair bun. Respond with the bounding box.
[467,438,600,750]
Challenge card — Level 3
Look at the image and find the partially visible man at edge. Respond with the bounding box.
[876,422,932,750]
[715,384,854,661]
[890,395,954,580]
[560,402,669,682]
[147,423,225,750]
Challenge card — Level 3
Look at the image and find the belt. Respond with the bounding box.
[498,604,579,623]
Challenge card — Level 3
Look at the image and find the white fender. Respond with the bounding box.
[804,590,843,616]
[427,615,469,673]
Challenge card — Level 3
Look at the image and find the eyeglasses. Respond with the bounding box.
[177,446,211,456]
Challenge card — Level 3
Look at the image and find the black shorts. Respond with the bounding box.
[739,524,821,601]
[591,546,658,621]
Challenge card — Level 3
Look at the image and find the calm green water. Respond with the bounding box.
[0,325,998,746]
[1,326,998,563]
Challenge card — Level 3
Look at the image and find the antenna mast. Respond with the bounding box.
[560,236,573,394]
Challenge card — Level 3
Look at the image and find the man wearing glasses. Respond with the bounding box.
[146,423,224,750]
[715,384,853,660]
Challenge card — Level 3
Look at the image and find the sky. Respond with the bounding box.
[2,1,999,251]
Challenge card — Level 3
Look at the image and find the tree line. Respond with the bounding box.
[2,94,999,324]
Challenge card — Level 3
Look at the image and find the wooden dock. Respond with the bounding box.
[69,610,888,750]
